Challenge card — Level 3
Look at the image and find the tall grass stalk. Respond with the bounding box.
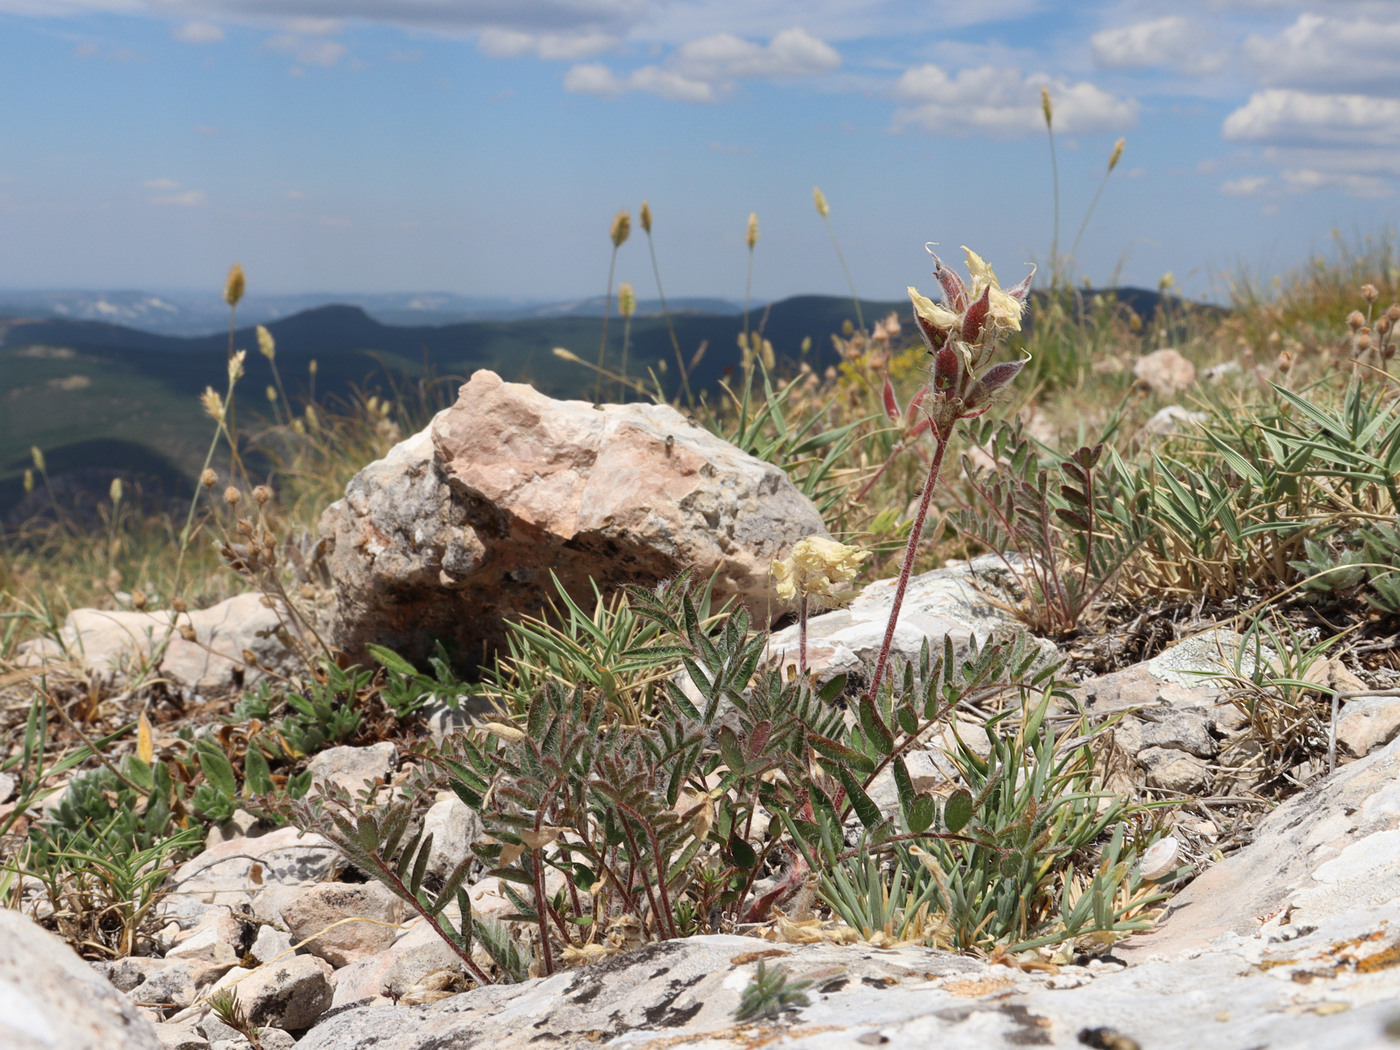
[1066,138,1125,279]
[595,209,630,403]
[1041,89,1061,290]
[743,212,759,353]
[639,201,694,407]
[814,187,864,334]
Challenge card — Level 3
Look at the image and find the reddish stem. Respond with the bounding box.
[798,597,808,676]
[867,422,954,700]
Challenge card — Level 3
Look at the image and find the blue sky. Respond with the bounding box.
[1,1,1398,304]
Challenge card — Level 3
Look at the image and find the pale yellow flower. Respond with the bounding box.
[962,246,1026,332]
[773,536,870,603]
[908,286,958,333]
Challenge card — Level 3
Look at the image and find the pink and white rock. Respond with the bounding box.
[319,369,829,664]
[16,593,299,694]
[0,908,163,1050]
[165,825,339,922]
[1133,348,1196,397]
[279,882,405,967]
[305,742,398,800]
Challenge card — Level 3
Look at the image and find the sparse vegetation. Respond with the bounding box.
[3,119,1400,997]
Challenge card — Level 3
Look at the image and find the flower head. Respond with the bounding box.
[257,325,276,361]
[908,244,1033,431]
[773,536,870,604]
[224,263,245,308]
[610,209,631,248]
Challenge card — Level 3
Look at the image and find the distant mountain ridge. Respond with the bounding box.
[0,289,744,337]
[0,287,1198,521]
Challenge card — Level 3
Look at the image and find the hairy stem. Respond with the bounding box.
[867,423,953,701]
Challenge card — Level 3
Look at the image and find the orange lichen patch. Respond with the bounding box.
[1257,958,1297,970]
[1330,929,1386,953]
[729,949,791,966]
[941,976,1018,998]
[1355,939,1400,974]
[634,1024,846,1049]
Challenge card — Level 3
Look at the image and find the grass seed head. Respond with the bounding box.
[639,199,652,233]
[109,478,123,505]
[610,208,631,248]
[223,263,245,307]
[1041,86,1053,128]
[257,325,276,360]
[22,469,33,494]
[618,281,636,318]
[199,387,224,420]
[30,446,45,473]
[747,211,759,250]
[813,186,829,218]
[1108,137,1124,172]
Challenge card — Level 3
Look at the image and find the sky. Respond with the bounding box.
[1,1,1398,305]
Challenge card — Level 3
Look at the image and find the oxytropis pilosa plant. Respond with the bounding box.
[867,245,1033,699]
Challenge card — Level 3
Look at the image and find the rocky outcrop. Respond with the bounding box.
[319,369,828,664]
[0,908,163,1050]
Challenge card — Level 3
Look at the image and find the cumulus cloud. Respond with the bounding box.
[892,65,1136,137]
[563,62,624,95]
[564,26,836,103]
[265,33,347,67]
[1281,168,1393,198]
[1091,16,1196,69]
[1243,13,1400,92]
[477,27,614,60]
[1223,89,1400,149]
[174,20,224,44]
[672,27,839,80]
[1220,176,1269,195]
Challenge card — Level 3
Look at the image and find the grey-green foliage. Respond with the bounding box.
[368,640,466,719]
[734,960,812,1022]
[279,575,1146,976]
[790,647,1170,954]
[226,661,370,760]
[1290,524,1400,614]
[716,361,867,516]
[956,417,1150,634]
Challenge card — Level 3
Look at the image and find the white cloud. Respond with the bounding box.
[148,188,207,207]
[1220,176,1268,195]
[1244,13,1400,92]
[1280,168,1393,198]
[174,20,224,44]
[1091,16,1195,70]
[564,27,835,103]
[672,27,839,80]
[265,33,347,67]
[563,62,624,95]
[893,65,1136,137]
[628,65,715,102]
[1223,89,1400,148]
[478,27,614,60]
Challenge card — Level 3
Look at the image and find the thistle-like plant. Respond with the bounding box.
[867,245,1033,699]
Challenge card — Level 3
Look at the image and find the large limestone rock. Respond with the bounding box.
[319,370,828,664]
[0,908,163,1050]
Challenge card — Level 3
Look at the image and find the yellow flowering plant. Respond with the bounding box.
[867,245,1033,699]
[773,536,870,673]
